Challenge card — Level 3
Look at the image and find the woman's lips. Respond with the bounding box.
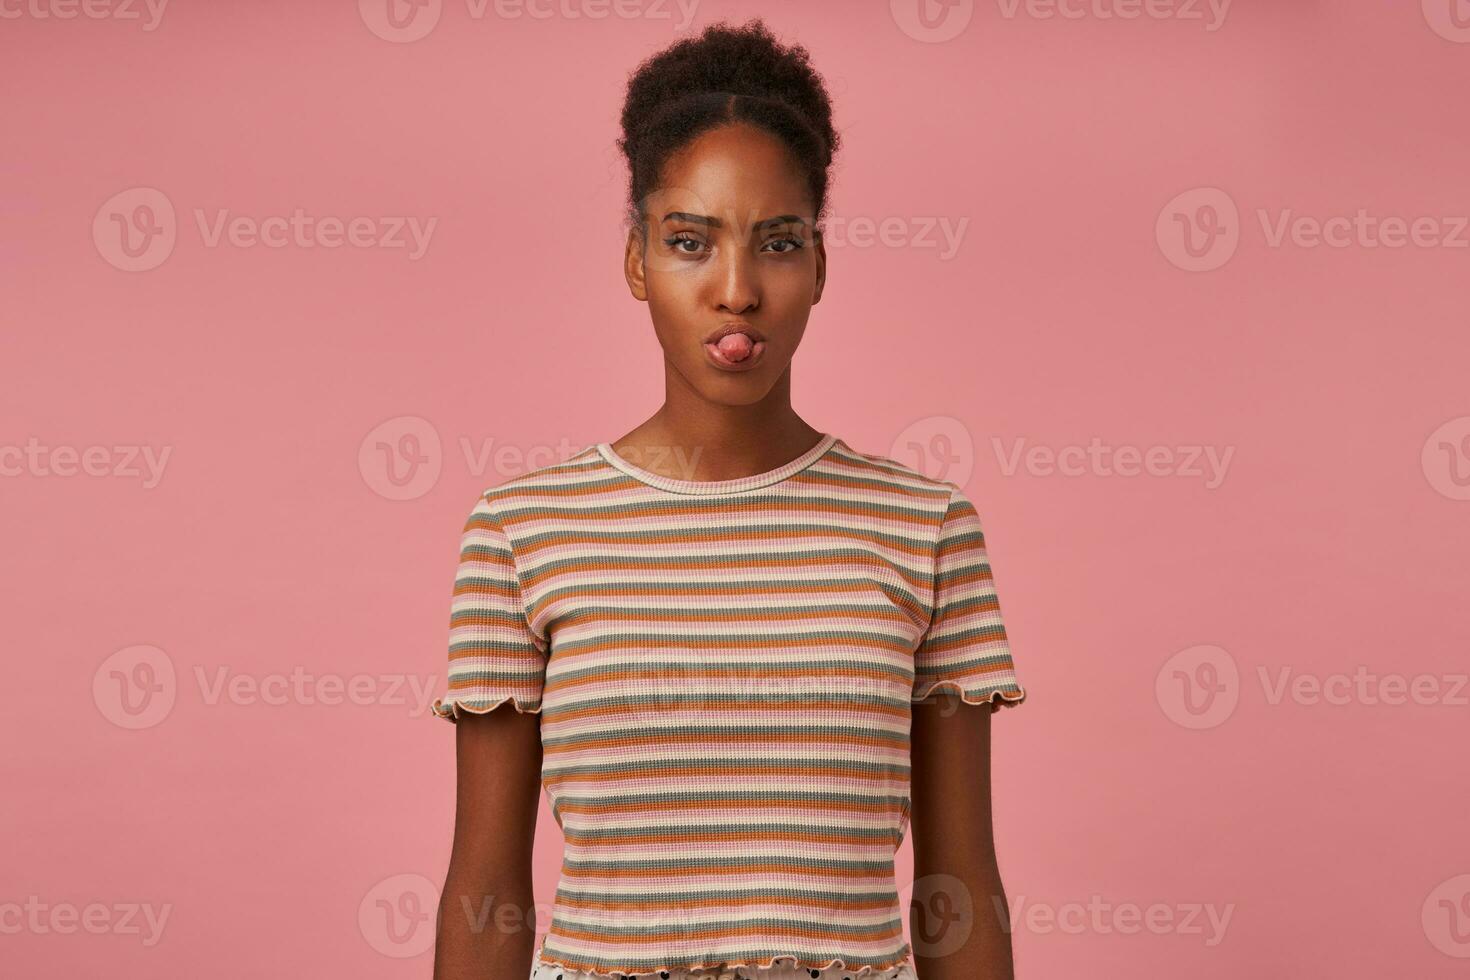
[704,332,766,371]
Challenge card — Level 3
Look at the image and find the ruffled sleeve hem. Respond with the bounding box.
[430,694,544,722]
[911,680,1027,713]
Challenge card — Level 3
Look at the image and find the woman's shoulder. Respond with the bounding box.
[825,435,961,512]
[475,443,607,511]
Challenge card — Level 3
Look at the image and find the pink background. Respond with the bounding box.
[4,1,1469,976]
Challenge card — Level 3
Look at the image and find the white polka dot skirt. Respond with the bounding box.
[528,955,918,980]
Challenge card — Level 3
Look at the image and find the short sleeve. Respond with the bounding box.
[911,485,1027,712]
[430,493,547,723]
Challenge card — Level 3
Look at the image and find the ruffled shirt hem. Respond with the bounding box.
[531,949,917,979]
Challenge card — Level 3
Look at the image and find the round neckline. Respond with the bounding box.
[596,432,839,495]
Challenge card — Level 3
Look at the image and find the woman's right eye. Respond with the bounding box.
[665,234,706,254]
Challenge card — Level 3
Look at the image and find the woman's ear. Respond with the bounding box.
[624,223,649,302]
[812,234,826,306]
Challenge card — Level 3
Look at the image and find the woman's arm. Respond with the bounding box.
[909,698,1015,980]
[433,705,544,980]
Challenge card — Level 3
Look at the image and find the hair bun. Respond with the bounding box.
[617,18,840,228]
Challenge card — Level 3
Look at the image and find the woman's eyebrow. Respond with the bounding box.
[661,211,809,229]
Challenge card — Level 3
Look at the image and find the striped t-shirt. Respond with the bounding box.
[431,432,1027,977]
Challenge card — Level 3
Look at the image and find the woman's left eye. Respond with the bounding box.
[763,236,805,254]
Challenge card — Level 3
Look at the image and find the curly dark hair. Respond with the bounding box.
[617,18,840,241]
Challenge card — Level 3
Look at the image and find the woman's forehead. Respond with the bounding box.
[645,182,813,233]
[654,124,812,213]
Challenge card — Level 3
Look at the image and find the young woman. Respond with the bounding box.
[432,19,1027,980]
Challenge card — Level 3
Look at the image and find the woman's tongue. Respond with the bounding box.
[709,332,754,362]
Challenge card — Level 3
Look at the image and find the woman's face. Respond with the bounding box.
[624,121,826,406]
